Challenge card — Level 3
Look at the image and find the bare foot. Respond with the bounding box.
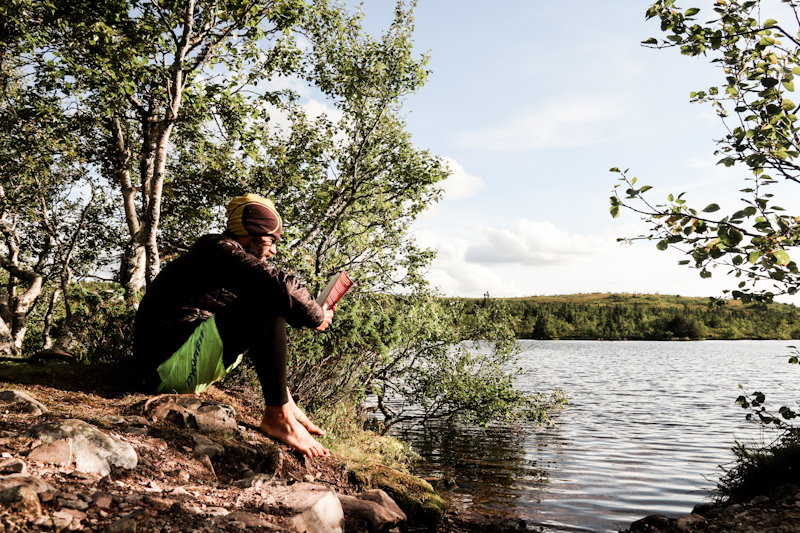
[286,389,327,436]
[259,403,329,458]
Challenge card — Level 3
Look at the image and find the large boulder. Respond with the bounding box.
[147,396,238,433]
[25,419,138,476]
[0,474,54,494]
[259,482,344,533]
[338,491,406,533]
[0,390,48,415]
[0,484,42,518]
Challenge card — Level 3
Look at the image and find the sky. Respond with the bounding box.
[294,0,800,301]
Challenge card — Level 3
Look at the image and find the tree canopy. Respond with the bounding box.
[611,0,800,303]
[611,0,800,429]
[0,0,565,429]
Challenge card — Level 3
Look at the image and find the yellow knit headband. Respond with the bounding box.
[226,194,282,237]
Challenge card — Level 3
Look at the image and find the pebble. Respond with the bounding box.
[92,491,113,509]
[57,498,89,511]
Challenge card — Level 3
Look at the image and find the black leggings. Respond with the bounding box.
[213,294,289,406]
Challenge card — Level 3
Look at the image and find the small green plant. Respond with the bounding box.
[721,346,800,501]
[735,347,800,428]
[717,430,800,502]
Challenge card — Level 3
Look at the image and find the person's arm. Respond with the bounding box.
[213,236,326,328]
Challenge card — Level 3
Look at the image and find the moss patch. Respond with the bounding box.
[350,464,444,526]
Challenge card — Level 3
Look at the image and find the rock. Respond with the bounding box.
[338,494,405,532]
[204,506,229,517]
[691,502,714,516]
[25,419,138,477]
[51,509,75,530]
[217,511,273,528]
[234,473,275,489]
[199,454,216,477]
[356,490,406,522]
[106,516,137,533]
[168,486,194,500]
[675,513,705,531]
[58,507,87,520]
[629,514,674,532]
[108,508,149,533]
[191,434,225,459]
[0,390,48,415]
[289,490,344,533]
[0,474,54,494]
[722,503,744,517]
[142,494,172,511]
[147,396,238,433]
[32,515,54,529]
[92,491,113,509]
[0,459,25,475]
[119,426,149,436]
[57,497,89,511]
[124,416,150,427]
[750,495,770,505]
[259,483,343,533]
[351,464,443,526]
[28,439,73,466]
[0,485,41,517]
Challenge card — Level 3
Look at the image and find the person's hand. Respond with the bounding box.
[315,303,335,331]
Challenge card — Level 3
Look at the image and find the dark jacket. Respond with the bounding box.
[134,232,324,377]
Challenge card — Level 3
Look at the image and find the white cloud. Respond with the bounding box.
[464,219,607,266]
[257,75,311,97]
[456,96,624,151]
[412,219,790,300]
[260,99,343,138]
[440,157,484,200]
[303,100,344,123]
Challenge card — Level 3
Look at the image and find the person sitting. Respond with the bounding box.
[133,193,333,457]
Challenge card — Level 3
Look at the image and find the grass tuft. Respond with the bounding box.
[717,430,800,502]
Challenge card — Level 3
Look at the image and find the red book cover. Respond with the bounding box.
[316,270,353,307]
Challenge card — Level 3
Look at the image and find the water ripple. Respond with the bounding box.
[392,340,796,532]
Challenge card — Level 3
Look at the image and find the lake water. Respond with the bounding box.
[390,340,799,533]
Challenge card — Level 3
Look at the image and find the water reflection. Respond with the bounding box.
[390,340,796,533]
[394,419,557,513]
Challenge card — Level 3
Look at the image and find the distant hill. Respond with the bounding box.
[457,293,800,340]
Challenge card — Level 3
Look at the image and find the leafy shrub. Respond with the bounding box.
[57,287,137,364]
[717,430,800,502]
[288,292,566,430]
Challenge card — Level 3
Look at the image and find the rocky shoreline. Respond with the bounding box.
[623,487,800,533]
[0,384,437,533]
[5,377,791,533]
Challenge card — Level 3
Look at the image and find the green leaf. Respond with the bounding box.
[656,240,669,251]
[703,203,721,212]
[610,206,620,218]
[773,249,791,265]
[728,228,743,245]
[784,79,795,92]
[642,37,658,45]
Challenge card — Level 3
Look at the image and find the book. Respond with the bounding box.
[316,270,353,308]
